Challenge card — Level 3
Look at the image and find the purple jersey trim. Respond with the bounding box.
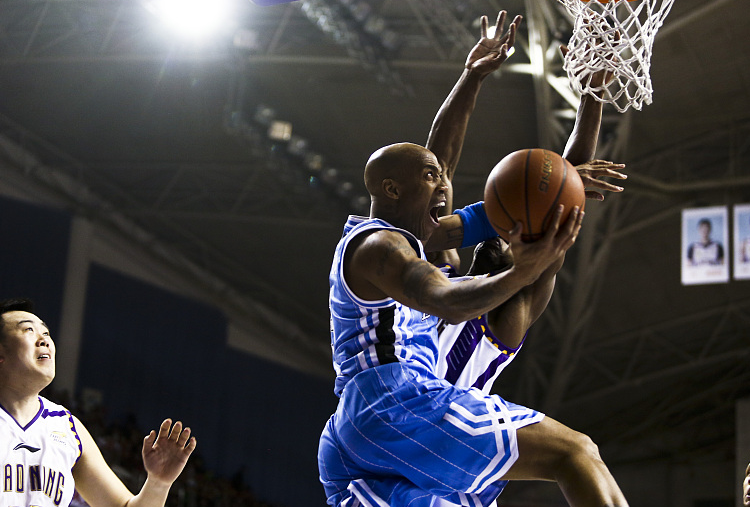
[0,396,45,431]
[443,317,485,385]
[67,410,83,463]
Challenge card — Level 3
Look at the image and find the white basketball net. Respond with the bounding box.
[556,0,675,112]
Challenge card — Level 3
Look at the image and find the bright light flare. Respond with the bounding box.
[145,0,232,40]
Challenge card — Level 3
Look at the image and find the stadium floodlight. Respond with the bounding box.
[144,0,232,40]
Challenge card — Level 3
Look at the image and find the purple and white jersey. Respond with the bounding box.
[435,265,524,394]
[0,396,82,507]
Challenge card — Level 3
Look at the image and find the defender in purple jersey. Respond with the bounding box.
[0,298,196,507]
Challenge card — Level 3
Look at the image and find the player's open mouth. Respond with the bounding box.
[429,202,445,225]
[37,354,50,360]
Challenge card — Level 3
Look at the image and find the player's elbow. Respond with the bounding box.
[439,306,483,325]
[441,313,468,326]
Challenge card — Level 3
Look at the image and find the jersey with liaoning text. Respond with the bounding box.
[329,215,439,397]
[1,396,82,507]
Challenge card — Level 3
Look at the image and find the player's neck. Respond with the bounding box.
[0,387,43,427]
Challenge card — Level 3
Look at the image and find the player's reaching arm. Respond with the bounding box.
[72,417,196,507]
[425,11,521,269]
[426,11,522,187]
[346,205,582,325]
[560,44,628,199]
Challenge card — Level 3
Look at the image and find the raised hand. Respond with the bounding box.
[575,159,627,201]
[141,419,197,485]
[465,11,523,77]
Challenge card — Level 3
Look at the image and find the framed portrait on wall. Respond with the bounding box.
[681,206,729,285]
[734,204,750,280]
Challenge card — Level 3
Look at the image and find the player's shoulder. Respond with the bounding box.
[350,229,420,265]
[39,395,71,416]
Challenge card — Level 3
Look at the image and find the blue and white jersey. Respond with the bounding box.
[329,215,440,396]
[0,396,82,507]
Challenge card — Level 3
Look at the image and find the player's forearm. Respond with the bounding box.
[426,68,485,177]
[424,266,538,325]
[562,93,603,165]
[125,477,173,507]
[486,261,558,336]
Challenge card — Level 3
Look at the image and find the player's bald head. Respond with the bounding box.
[364,142,432,198]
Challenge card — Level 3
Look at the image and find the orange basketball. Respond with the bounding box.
[483,148,585,242]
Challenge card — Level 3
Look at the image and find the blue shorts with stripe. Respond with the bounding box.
[318,362,544,507]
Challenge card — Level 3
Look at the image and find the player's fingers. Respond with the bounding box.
[585,190,605,201]
[177,425,192,447]
[505,21,516,48]
[559,208,583,251]
[494,11,506,41]
[186,437,197,455]
[168,420,183,441]
[560,44,569,57]
[587,159,627,172]
[508,221,524,243]
[480,15,488,39]
[602,168,627,180]
[561,206,580,238]
[542,205,565,241]
[571,209,585,241]
[157,418,172,440]
[588,179,624,192]
[143,430,156,449]
[511,15,523,33]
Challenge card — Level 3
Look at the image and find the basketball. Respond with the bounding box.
[483,148,585,242]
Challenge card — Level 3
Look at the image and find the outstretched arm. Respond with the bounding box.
[561,44,606,165]
[426,11,522,186]
[560,45,627,200]
[425,11,521,270]
[73,417,196,507]
[346,205,582,325]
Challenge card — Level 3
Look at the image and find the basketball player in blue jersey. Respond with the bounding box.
[318,10,630,507]
[0,298,196,507]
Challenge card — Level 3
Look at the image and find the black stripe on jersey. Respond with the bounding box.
[374,305,398,365]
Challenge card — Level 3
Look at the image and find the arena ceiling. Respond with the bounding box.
[0,0,748,472]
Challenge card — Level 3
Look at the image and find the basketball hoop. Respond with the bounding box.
[556,0,675,112]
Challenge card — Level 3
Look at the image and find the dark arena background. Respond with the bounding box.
[0,0,748,506]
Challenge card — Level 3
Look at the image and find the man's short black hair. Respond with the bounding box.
[0,298,35,315]
[698,218,712,228]
[0,298,36,340]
